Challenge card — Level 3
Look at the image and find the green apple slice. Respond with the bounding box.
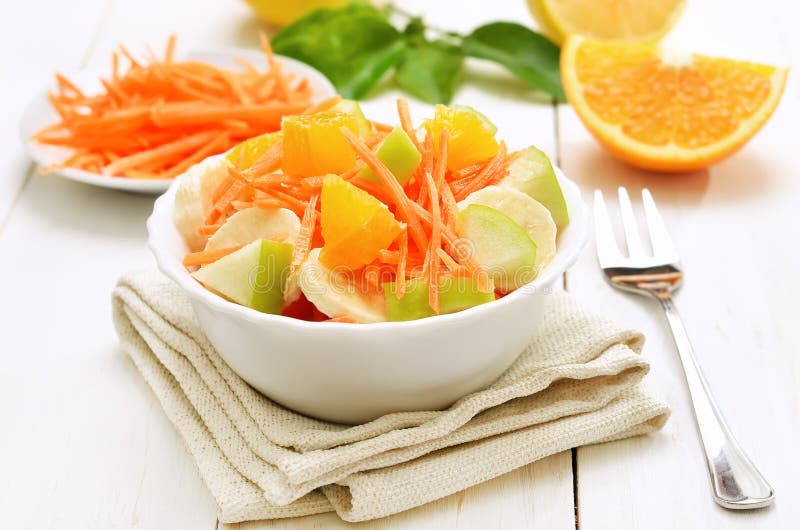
[500,146,569,231]
[298,248,387,323]
[384,276,496,321]
[456,204,538,292]
[331,99,371,139]
[174,156,232,251]
[205,207,301,250]
[193,239,293,314]
[384,279,433,321]
[439,276,496,313]
[357,127,421,186]
[459,186,557,277]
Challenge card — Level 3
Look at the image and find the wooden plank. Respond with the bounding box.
[562,0,800,527]
[0,0,106,228]
[224,453,573,530]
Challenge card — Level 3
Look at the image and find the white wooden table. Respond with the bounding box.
[1,0,798,528]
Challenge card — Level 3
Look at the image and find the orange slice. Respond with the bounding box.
[561,36,788,172]
[281,111,359,176]
[424,105,499,172]
[527,0,686,44]
[320,174,401,270]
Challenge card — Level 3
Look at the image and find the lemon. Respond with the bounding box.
[243,0,351,27]
[526,0,686,44]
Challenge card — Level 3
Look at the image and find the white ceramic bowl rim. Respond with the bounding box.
[147,166,588,331]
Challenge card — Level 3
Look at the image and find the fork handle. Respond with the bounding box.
[657,294,774,509]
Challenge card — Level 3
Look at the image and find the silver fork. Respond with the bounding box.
[594,187,775,510]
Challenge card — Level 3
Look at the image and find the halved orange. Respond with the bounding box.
[527,0,686,44]
[561,36,788,172]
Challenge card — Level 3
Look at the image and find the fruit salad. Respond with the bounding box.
[174,98,570,323]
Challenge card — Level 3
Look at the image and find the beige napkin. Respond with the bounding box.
[111,270,669,523]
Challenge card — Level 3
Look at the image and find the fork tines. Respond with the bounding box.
[593,187,680,268]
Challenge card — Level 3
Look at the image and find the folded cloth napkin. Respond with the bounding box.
[111,270,670,523]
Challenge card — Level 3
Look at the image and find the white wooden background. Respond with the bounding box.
[1,0,798,528]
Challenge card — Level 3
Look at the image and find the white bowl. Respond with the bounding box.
[147,169,588,424]
[19,49,336,194]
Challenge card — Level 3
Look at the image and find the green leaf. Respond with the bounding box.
[272,4,406,99]
[403,17,426,39]
[462,22,565,102]
[395,39,463,104]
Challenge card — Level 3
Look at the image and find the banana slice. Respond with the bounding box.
[173,156,231,251]
[205,207,301,250]
[458,185,558,273]
[298,249,387,323]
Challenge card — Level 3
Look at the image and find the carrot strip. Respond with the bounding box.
[231,200,253,210]
[250,173,295,188]
[151,101,309,127]
[396,98,421,150]
[424,129,448,314]
[183,244,243,267]
[243,139,283,180]
[370,121,393,132]
[55,73,85,98]
[160,132,231,180]
[197,223,223,236]
[252,198,286,210]
[269,189,307,214]
[165,34,177,62]
[286,194,319,297]
[302,95,342,115]
[206,168,246,224]
[102,130,219,175]
[440,183,459,233]
[436,248,462,273]
[397,225,409,298]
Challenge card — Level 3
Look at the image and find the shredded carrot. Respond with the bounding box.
[341,128,428,253]
[242,139,283,180]
[396,99,421,150]
[206,168,246,224]
[452,143,508,200]
[285,194,319,299]
[436,248,462,273]
[440,183,459,233]
[33,36,315,179]
[231,200,253,210]
[183,244,243,267]
[397,225,409,298]
[175,96,527,323]
[302,95,342,115]
[160,131,230,180]
[370,120,394,133]
[424,129,448,314]
[197,223,223,236]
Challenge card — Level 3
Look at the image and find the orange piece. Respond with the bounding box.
[561,36,788,172]
[423,105,499,172]
[281,111,359,176]
[319,174,401,270]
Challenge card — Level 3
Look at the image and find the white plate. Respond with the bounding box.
[19,49,336,195]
